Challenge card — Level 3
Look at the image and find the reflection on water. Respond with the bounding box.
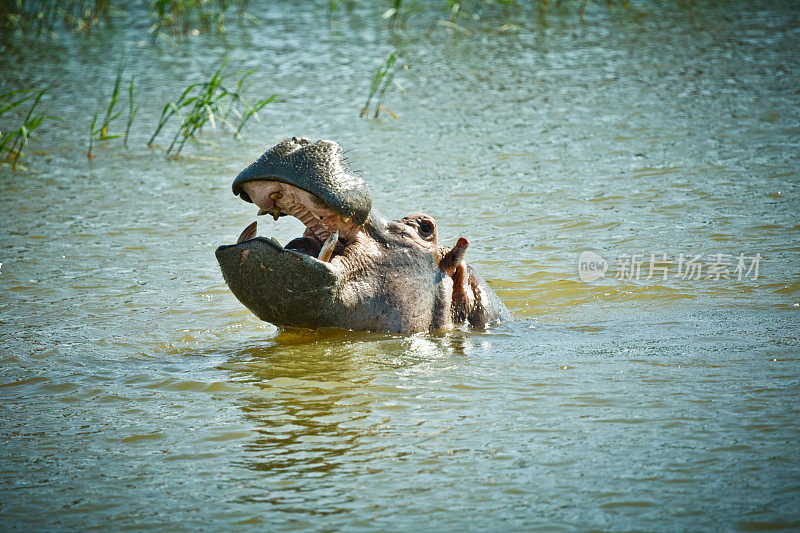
[176,329,512,524]
[1,0,800,530]
[223,330,484,478]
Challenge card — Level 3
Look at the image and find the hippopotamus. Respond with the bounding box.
[215,137,509,334]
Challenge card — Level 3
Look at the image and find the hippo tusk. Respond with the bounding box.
[237,221,258,243]
[317,230,339,262]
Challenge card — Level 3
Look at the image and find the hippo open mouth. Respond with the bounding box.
[229,135,372,263]
[229,177,365,266]
[216,137,509,334]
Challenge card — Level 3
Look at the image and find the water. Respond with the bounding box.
[1,1,799,530]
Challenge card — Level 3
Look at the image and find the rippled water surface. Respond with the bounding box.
[2,1,799,530]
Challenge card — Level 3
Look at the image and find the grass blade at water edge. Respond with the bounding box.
[361,51,398,119]
[124,74,138,147]
[1,87,55,170]
[150,59,279,157]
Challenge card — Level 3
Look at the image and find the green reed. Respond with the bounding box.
[328,0,642,33]
[0,88,56,170]
[148,0,250,39]
[1,0,112,35]
[327,0,345,23]
[148,60,278,157]
[361,51,401,119]
[88,58,136,158]
[124,75,138,148]
[383,0,403,30]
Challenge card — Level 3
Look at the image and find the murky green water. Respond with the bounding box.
[2,1,799,530]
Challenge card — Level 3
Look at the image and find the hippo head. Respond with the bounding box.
[216,137,509,334]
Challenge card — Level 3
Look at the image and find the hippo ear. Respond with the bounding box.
[440,237,468,276]
[440,238,475,324]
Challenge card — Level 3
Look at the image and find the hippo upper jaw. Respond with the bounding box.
[231,137,372,227]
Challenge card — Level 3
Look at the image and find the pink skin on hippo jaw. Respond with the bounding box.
[215,137,510,334]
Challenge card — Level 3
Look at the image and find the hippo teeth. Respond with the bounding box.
[317,230,338,262]
[243,181,356,260]
[237,221,258,243]
[257,207,283,221]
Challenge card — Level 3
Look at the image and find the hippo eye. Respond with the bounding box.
[418,220,434,237]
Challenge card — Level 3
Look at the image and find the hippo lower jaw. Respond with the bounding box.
[215,235,345,330]
[216,138,510,334]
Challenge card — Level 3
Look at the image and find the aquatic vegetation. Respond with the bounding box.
[327,0,358,24]
[124,75,138,148]
[1,0,252,37]
[328,0,343,20]
[327,0,643,33]
[148,60,278,157]
[0,88,56,170]
[0,0,112,35]
[88,59,136,158]
[148,0,250,38]
[360,51,403,119]
[382,0,405,31]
